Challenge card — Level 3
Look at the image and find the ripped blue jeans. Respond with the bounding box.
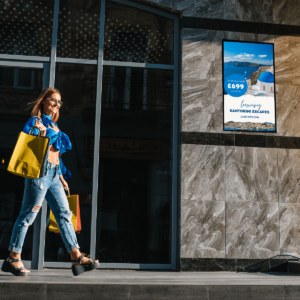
[9,163,79,254]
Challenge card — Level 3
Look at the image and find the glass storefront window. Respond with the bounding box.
[104,0,174,65]
[56,0,100,60]
[95,66,173,264]
[44,63,97,262]
[0,0,54,57]
[0,66,44,260]
[0,0,177,268]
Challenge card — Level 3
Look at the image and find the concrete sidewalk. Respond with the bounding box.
[1,269,300,299]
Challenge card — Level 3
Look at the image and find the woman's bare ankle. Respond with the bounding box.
[9,251,20,259]
[69,249,81,260]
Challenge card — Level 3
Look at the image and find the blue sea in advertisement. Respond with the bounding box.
[224,65,259,94]
[224,65,259,78]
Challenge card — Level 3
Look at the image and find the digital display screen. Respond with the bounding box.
[223,40,276,132]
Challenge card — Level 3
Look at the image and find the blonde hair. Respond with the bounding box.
[29,87,61,122]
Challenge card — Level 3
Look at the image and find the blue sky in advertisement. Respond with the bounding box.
[224,41,274,65]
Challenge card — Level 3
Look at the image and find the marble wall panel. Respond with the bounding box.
[279,203,300,254]
[146,0,173,8]
[226,147,278,203]
[273,0,300,26]
[276,85,300,137]
[224,32,257,42]
[181,199,225,258]
[182,79,223,133]
[182,29,223,80]
[181,144,225,201]
[173,0,223,19]
[278,149,300,203]
[226,201,279,258]
[275,35,300,87]
[224,0,273,23]
[224,33,274,45]
[257,35,275,44]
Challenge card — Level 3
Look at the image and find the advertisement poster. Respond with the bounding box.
[223,40,276,132]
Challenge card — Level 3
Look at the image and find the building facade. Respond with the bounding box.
[0,0,299,271]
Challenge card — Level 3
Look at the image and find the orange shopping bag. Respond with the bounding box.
[49,190,81,233]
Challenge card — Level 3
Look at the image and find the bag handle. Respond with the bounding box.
[66,189,70,197]
[29,127,41,137]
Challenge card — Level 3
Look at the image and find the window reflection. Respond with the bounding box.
[0,68,36,90]
[57,0,100,60]
[0,0,54,56]
[44,63,97,262]
[103,68,173,111]
[104,1,174,65]
[0,66,44,260]
[95,67,173,264]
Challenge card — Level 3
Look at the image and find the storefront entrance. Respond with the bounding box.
[95,66,174,265]
[0,0,179,270]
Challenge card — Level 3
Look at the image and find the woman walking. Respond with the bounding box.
[1,87,99,276]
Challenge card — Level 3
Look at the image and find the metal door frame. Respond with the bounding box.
[0,60,50,269]
[89,0,180,271]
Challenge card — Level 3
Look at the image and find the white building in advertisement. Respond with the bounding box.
[258,71,275,93]
[244,72,252,94]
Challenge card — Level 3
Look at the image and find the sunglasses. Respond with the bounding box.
[47,97,63,107]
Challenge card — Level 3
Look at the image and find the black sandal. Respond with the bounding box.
[71,254,99,276]
[1,255,29,277]
[81,252,90,258]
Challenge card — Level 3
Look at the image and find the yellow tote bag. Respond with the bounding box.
[7,131,49,179]
[49,192,81,233]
